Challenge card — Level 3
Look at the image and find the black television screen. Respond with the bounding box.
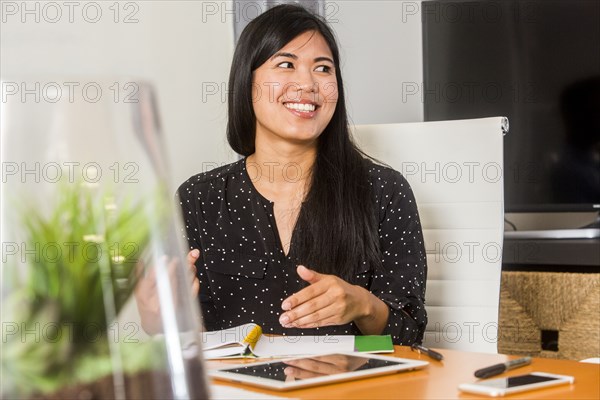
[422,0,600,212]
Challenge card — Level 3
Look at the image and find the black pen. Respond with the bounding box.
[474,357,532,379]
[411,343,444,361]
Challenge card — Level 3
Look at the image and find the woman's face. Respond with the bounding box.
[251,31,339,150]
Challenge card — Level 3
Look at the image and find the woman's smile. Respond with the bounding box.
[283,100,320,119]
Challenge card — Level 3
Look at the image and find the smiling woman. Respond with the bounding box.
[171,4,428,345]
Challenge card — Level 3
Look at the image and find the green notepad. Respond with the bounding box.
[354,335,394,353]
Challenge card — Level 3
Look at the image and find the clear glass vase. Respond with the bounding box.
[1,77,209,399]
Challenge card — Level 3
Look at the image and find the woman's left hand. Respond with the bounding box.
[279,265,371,329]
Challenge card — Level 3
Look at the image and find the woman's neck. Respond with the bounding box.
[247,144,316,187]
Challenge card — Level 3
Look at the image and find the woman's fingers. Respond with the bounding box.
[287,305,340,328]
[191,276,200,297]
[167,256,180,295]
[281,278,328,311]
[187,249,200,296]
[280,268,365,328]
[280,294,336,328]
[134,252,201,334]
[187,248,200,267]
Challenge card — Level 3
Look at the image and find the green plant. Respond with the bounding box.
[2,182,166,396]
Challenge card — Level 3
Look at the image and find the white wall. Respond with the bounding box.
[1,0,237,187]
[1,0,423,182]
[328,0,424,124]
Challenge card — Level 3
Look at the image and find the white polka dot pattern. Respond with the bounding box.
[176,158,427,345]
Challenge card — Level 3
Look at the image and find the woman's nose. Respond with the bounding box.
[285,84,317,104]
[295,68,319,93]
[297,80,318,94]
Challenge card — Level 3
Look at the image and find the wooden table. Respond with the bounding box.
[208,346,600,399]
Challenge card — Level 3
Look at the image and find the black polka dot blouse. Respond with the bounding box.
[176,158,427,345]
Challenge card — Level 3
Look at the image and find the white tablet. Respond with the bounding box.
[209,352,428,391]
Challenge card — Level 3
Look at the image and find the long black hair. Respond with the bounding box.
[227,4,380,282]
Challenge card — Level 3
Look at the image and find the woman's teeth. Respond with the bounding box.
[285,102,316,112]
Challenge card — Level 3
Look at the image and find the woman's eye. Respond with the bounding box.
[277,62,293,69]
[315,65,332,73]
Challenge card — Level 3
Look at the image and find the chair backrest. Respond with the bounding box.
[353,117,507,353]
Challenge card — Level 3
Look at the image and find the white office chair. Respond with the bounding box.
[353,117,507,353]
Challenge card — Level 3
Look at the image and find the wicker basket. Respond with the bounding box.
[498,271,600,360]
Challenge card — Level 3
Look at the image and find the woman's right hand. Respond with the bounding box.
[134,249,201,334]
[187,249,200,297]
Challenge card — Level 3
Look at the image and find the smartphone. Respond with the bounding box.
[458,372,574,397]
